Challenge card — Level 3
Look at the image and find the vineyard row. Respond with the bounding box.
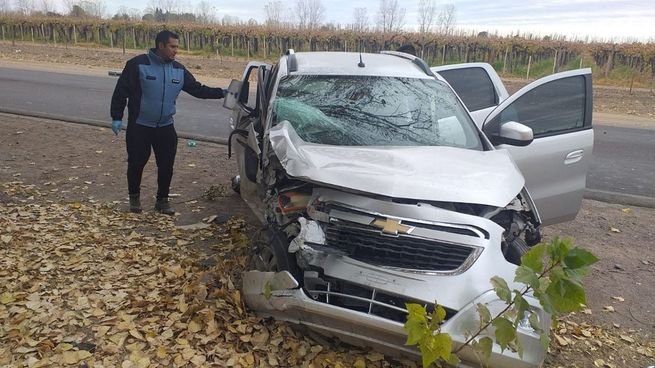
[1,16,654,81]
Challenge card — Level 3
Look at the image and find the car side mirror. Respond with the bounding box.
[222,79,242,110]
[491,121,534,146]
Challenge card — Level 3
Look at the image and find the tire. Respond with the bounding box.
[248,227,301,280]
[504,237,530,266]
[230,175,241,194]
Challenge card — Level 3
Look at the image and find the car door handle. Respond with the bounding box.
[564,150,584,165]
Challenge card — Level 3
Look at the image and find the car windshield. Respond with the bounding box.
[273,75,483,149]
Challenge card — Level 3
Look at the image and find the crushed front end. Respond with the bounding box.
[242,188,549,367]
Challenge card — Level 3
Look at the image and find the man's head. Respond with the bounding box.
[154,30,179,61]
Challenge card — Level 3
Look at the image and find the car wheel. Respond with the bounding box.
[248,227,301,279]
[505,237,530,266]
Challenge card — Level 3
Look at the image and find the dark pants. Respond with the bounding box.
[126,123,177,199]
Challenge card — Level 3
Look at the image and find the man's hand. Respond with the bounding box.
[111,120,122,135]
[222,88,229,98]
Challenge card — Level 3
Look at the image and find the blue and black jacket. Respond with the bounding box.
[111,48,223,127]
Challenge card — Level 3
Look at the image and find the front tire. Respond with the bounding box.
[504,237,530,266]
[248,227,301,279]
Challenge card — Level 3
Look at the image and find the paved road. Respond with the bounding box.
[0,66,233,138]
[1,66,654,198]
[589,124,655,198]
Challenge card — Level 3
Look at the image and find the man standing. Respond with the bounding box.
[110,30,225,215]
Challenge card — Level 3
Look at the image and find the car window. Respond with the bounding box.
[495,76,586,136]
[438,67,498,111]
[272,75,483,150]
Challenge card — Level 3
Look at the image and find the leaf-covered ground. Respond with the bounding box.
[0,182,416,367]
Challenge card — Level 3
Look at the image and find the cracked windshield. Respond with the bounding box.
[273,75,483,149]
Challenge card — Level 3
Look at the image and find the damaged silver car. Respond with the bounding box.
[224,50,593,367]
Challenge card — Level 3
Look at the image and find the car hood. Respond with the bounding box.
[269,121,525,207]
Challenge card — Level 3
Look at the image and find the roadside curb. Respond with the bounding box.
[584,189,655,209]
[3,108,654,209]
[0,108,229,145]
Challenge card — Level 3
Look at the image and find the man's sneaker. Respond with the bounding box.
[155,197,175,215]
[129,194,142,213]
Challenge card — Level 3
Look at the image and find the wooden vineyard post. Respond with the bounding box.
[580,55,583,68]
[231,34,234,58]
[20,24,24,42]
[553,49,558,74]
[503,47,509,73]
[442,44,446,64]
[31,27,34,43]
[73,24,77,44]
[122,28,126,54]
[132,28,136,49]
[1,25,5,41]
[526,55,532,80]
[247,39,250,59]
[186,32,190,52]
[110,31,113,48]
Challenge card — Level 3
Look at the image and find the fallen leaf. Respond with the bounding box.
[611,296,625,302]
[603,305,615,312]
[554,334,568,346]
[621,207,632,213]
[620,335,635,343]
[1,235,11,244]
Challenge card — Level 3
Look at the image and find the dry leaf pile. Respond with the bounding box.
[546,316,654,367]
[0,182,415,368]
[1,181,653,368]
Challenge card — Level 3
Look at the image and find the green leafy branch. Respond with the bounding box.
[403,237,598,367]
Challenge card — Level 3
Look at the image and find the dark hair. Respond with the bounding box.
[396,44,417,56]
[155,30,179,48]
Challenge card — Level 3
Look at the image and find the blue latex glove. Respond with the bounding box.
[111,120,122,135]
[222,88,229,97]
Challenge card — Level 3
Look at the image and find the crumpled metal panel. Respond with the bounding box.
[269,121,525,208]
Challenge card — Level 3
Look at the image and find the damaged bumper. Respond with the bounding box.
[243,271,547,368]
[243,189,549,367]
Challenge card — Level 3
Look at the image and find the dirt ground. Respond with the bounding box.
[1,114,653,367]
[1,41,655,119]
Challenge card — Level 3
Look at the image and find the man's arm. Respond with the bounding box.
[182,68,224,99]
[110,60,133,121]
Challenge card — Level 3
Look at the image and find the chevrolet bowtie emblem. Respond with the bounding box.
[371,218,412,235]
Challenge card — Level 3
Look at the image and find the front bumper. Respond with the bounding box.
[243,271,548,367]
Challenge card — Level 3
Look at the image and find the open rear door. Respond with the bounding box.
[432,63,508,128]
[482,69,593,226]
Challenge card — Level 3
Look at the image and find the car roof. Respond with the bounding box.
[287,52,434,79]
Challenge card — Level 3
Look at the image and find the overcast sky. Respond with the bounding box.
[48,0,655,42]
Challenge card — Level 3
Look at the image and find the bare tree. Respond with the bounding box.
[0,0,11,14]
[14,0,35,15]
[417,0,437,34]
[295,0,324,30]
[351,7,368,32]
[306,0,324,29]
[437,4,456,35]
[264,1,283,28]
[195,1,216,24]
[376,0,405,33]
[221,14,240,26]
[148,0,180,14]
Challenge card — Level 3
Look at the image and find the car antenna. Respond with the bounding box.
[358,53,365,68]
